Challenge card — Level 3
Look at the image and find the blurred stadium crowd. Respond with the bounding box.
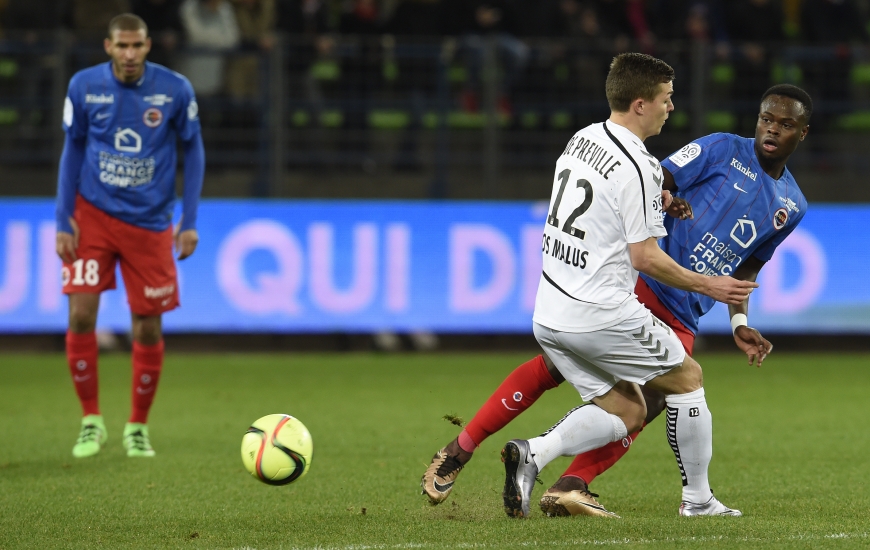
[3,0,870,200]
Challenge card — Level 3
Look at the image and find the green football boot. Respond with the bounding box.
[72,415,107,458]
[123,423,156,457]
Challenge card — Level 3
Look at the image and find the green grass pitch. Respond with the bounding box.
[1,351,868,549]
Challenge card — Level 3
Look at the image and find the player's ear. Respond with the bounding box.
[800,124,809,141]
[631,97,645,116]
[103,38,112,56]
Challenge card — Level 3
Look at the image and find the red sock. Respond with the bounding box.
[67,331,100,416]
[562,424,645,485]
[130,341,164,424]
[464,355,561,446]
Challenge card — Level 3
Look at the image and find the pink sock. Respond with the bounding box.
[458,430,478,453]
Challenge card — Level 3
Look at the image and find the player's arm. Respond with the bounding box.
[628,237,757,305]
[55,133,86,263]
[730,256,773,367]
[175,132,205,260]
[661,167,693,220]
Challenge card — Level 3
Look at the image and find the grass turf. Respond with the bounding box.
[0,351,868,549]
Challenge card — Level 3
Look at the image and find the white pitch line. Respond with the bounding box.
[234,531,869,550]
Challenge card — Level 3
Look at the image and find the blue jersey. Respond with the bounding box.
[60,61,201,231]
[643,133,807,334]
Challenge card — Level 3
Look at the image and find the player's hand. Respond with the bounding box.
[702,276,758,305]
[56,217,80,263]
[174,227,199,260]
[734,325,773,367]
[662,191,693,220]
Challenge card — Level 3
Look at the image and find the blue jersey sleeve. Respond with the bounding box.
[180,134,205,231]
[62,74,89,139]
[661,133,732,193]
[173,75,201,143]
[55,134,86,233]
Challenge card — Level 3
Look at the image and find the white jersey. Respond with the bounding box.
[533,120,667,333]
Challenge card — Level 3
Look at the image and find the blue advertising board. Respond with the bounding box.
[0,199,867,334]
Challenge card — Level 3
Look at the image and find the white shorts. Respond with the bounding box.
[533,309,686,402]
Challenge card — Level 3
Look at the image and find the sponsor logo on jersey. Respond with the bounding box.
[95,111,111,120]
[98,150,156,188]
[730,218,757,248]
[144,284,175,298]
[114,128,142,153]
[143,108,163,128]
[773,208,788,230]
[730,158,757,181]
[779,196,800,213]
[668,143,701,167]
[144,94,173,106]
[542,234,589,269]
[85,93,114,104]
[733,182,748,193]
[690,232,744,276]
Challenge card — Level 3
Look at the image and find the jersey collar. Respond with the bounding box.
[604,120,648,152]
[106,61,149,88]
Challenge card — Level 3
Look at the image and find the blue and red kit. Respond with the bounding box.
[56,61,205,315]
[56,60,204,233]
[644,133,808,335]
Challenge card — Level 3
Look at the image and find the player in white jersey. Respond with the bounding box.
[501,53,758,518]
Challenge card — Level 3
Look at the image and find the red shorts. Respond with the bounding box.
[61,195,179,316]
[635,277,695,356]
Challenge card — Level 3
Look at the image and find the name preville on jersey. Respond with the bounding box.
[561,136,622,180]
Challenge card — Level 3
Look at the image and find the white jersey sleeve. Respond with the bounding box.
[616,146,667,244]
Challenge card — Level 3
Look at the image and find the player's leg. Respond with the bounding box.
[547,279,696,505]
[645,357,741,516]
[125,313,164,457]
[503,378,641,519]
[66,292,108,458]
[62,197,119,458]
[117,220,178,458]
[421,353,564,504]
[529,313,689,518]
[547,386,665,499]
[503,322,661,518]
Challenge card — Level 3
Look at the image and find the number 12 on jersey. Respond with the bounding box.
[547,169,594,240]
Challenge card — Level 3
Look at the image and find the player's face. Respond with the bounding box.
[645,81,674,137]
[104,29,151,83]
[755,95,809,162]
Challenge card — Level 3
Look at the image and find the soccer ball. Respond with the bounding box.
[241,414,313,485]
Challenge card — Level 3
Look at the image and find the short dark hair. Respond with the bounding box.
[107,13,148,39]
[760,84,813,122]
[605,53,675,112]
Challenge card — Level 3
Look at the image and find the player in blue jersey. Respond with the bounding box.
[422,84,812,516]
[54,14,205,458]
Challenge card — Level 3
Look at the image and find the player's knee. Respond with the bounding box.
[620,401,647,434]
[678,357,704,392]
[132,315,162,345]
[68,305,97,333]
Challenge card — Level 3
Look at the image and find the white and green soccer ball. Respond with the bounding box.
[241,414,313,485]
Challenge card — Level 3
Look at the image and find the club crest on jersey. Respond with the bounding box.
[143,108,163,128]
[773,208,788,230]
